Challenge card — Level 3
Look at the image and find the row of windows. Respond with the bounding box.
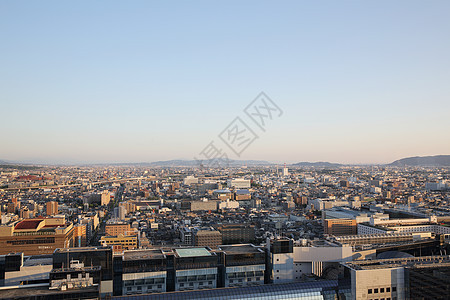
[6,237,56,245]
[227,271,263,278]
[179,281,214,287]
[229,277,261,283]
[125,284,163,294]
[124,278,165,286]
[368,286,397,294]
[177,275,215,282]
[103,240,136,243]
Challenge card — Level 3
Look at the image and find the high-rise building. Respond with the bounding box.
[114,206,127,220]
[46,201,58,216]
[105,221,133,236]
[101,191,111,206]
[193,229,222,249]
[282,164,289,177]
[268,238,294,284]
[216,224,256,245]
[53,247,113,298]
[342,255,450,300]
[323,219,357,236]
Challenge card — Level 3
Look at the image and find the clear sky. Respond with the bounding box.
[1,1,449,165]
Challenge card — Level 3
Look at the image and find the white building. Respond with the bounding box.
[218,199,239,210]
[292,240,352,278]
[227,179,251,189]
[183,176,198,186]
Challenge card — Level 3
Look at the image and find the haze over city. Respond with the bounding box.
[1,1,450,164]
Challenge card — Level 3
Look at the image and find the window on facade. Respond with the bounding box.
[386,287,390,292]
[381,288,384,293]
[368,289,373,294]
[374,288,379,293]
[392,287,397,292]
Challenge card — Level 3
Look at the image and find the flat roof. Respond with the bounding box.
[54,247,111,253]
[213,189,231,193]
[219,244,262,254]
[123,249,165,261]
[175,248,211,258]
[0,285,99,298]
[344,255,450,270]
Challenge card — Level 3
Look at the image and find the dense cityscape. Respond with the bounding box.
[0,162,449,299]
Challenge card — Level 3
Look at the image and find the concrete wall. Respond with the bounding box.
[352,267,405,300]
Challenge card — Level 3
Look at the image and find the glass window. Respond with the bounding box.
[381,288,385,293]
[369,289,373,294]
[375,288,379,293]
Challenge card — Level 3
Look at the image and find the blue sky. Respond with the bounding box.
[1,1,449,164]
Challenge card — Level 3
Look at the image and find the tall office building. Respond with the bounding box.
[46,201,58,216]
[323,219,357,236]
[216,224,256,244]
[282,164,289,177]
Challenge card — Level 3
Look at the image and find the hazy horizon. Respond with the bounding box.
[2,1,450,165]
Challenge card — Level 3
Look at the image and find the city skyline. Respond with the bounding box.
[2,1,450,165]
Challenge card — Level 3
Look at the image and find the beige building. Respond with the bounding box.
[105,222,134,236]
[100,234,138,250]
[194,230,222,249]
[0,217,74,255]
[324,219,357,236]
[46,201,58,216]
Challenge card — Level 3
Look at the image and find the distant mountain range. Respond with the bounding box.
[291,161,342,168]
[82,159,274,167]
[2,155,449,167]
[388,155,450,167]
[134,159,273,167]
